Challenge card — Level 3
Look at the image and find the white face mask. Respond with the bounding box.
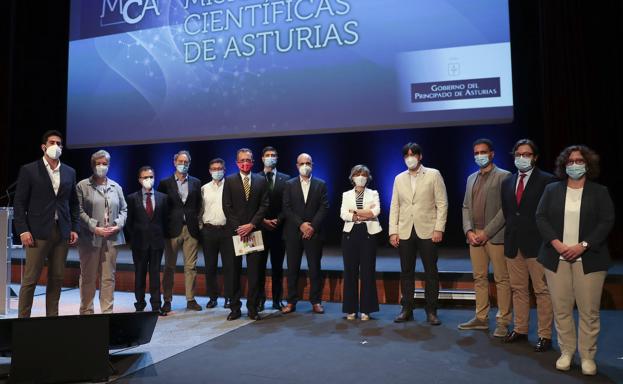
[95,165,109,178]
[263,157,277,168]
[404,156,418,170]
[298,164,312,177]
[141,177,154,190]
[353,176,367,187]
[45,144,62,160]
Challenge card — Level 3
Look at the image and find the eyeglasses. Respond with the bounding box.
[514,153,533,159]
[139,176,154,180]
[566,159,585,166]
[237,159,253,164]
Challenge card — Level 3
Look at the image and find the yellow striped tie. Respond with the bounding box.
[243,176,250,201]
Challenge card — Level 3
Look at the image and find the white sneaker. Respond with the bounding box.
[581,359,597,375]
[346,313,356,320]
[361,313,370,321]
[555,353,573,371]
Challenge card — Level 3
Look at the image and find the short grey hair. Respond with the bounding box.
[174,150,192,163]
[90,150,111,168]
[349,164,372,185]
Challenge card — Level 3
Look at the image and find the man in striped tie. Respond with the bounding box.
[221,148,270,320]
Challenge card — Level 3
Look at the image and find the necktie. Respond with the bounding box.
[243,176,250,201]
[266,172,274,191]
[516,173,526,205]
[146,192,154,219]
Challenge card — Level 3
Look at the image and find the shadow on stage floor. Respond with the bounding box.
[114,303,623,384]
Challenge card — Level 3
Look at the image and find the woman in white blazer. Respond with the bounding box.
[340,165,381,320]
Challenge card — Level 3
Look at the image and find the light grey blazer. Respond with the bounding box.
[76,176,127,247]
[462,165,511,244]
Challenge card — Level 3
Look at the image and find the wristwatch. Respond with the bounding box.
[580,241,589,249]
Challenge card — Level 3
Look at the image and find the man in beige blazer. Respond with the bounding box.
[458,138,512,337]
[389,142,448,325]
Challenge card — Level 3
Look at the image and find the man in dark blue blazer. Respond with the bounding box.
[221,148,270,320]
[13,130,79,318]
[126,166,168,314]
[158,150,203,313]
[501,139,556,351]
[281,153,329,315]
[257,146,291,311]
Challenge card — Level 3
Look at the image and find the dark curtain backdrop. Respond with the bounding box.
[2,1,621,256]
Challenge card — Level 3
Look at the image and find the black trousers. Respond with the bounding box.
[132,247,163,310]
[398,228,439,313]
[200,225,228,300]
[286,234,323,305]
[258,227,286,302]
[222,238,263,312]
[341,224,379,314]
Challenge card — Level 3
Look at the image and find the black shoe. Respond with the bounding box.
[161,301,172,313]
[535,337,552,352]
[272,300,285,310]
[394,309,413,323]
[224,298,231,309]
[206,299,218,309]
[227,310,241,321]
[503,331,529,343]
[248,311,262,321]
[134,302,146,312]
[426,313,441,326]
[186,300,203,311]
[257,300,265,312]
[158,308,167,317]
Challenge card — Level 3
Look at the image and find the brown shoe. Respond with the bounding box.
[281,304,296,314]
[312,304,325,314]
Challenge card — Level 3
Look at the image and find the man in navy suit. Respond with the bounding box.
[281,153,329,315]
[221,148,270,320]
[158,150,203,313]
[13,130,79,318]
[126,166,168,314]
[501,139,556,351]
[257,146,291,311]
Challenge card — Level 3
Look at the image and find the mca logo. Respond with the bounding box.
[100,0,161,26]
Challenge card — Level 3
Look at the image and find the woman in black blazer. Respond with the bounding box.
[535,145,614,376]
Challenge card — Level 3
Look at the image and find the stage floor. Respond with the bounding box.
[1,289,622,383]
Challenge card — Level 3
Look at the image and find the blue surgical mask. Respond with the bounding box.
[263,157,277,168]
[514,156,533,172]
[210,170,224,181]
[474,154,490,168]
[176,164,189,174]
[566,164,586,180]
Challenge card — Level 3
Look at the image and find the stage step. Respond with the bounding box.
[414,288,475,301]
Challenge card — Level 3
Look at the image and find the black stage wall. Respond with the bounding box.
[1,1,621,255]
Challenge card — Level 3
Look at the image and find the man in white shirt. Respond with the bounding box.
[389,142,448,325]
[199,158,228,309]
[13,130,79,318]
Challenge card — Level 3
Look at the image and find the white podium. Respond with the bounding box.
[0,207,13,315]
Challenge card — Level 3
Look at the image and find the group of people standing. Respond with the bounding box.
[13,130,614,376]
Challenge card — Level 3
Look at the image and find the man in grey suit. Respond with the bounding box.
[458,138,512,337]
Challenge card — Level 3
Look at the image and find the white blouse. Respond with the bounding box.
[562,187,583,261]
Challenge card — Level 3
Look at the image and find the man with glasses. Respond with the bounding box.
[501,139,556,351]
[158,150,203,312]
[221,148,270,320]
[14,130,79,317]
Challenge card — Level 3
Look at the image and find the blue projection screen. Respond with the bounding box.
[67,0,513,147]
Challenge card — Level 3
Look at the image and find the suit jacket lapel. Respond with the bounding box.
[38,159,56,197]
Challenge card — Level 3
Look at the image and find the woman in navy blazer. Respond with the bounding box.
[340,165,381,320]
[536,145,614,376]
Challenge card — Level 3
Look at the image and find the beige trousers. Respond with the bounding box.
[162,225,199,302]
[506,251,553,338]
[469,241,512,325]
[78,241,118,314]
[544,261,606,360]
[18,224,68,318]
